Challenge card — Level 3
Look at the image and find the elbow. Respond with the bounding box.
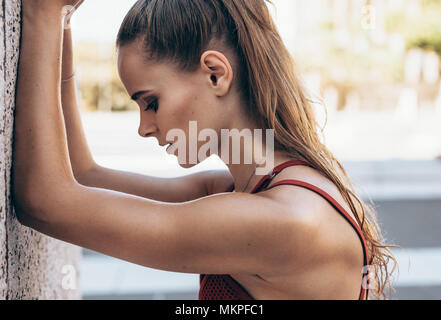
[14,204,53,234]
[73,162,100,186]
[13,183,50,227]
[12,176,75,226]
[14,205,41,229]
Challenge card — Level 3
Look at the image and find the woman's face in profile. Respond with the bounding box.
[117,39,230,167]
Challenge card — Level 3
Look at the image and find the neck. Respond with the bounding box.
[219,115,290,193]
[225,150,293,193]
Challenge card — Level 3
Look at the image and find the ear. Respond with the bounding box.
[200,50,234,97]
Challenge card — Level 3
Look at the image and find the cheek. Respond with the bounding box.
[161,87,213,130]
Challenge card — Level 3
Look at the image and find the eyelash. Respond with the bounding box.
[143,98,158,113]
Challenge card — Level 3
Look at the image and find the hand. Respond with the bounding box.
[23,0,84,10]
[22,0,85,22]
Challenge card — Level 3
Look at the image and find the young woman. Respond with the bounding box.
[14,0,396,300]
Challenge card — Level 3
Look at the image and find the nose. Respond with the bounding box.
[138,122,157,138]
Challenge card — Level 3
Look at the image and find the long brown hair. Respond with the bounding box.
[116,0,397,299]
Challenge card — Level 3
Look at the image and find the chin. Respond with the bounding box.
[172,148,212,169]
[174,156,202,169]
[177,162,199,169]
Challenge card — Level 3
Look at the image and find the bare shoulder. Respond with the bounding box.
[258,164,358,224]
[254,164,365,283]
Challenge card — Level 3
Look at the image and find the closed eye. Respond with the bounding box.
[144,98,158,113]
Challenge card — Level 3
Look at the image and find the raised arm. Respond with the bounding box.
[13,2,313,277]
[60,11,227,202]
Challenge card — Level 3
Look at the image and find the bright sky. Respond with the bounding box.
[70,0,139,44]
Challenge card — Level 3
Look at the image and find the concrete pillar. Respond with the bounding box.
[0,0,81,300]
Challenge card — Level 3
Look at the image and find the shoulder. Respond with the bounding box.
[257,164,357,224]
[254,164,365,276]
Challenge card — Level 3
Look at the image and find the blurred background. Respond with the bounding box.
[69,0,441,300]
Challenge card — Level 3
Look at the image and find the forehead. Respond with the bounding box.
[117,41,151,81]
[117,41,177,92]
[117,39,145,70]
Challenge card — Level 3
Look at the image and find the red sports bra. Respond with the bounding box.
[199,160,370,300]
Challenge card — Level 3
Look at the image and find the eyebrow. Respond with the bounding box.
[130,90,151,101]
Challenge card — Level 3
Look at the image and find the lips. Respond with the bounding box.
[159,141,176,154]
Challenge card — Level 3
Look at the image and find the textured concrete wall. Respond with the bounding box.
[0,0,81,300]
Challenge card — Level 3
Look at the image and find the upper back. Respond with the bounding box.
[206,161,369,300]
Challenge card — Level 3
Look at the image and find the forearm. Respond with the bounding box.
[79,166,211,203]
[61,27,97,180]
[14,10,76,209]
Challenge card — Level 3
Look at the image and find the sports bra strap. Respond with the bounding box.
[261,179,370,300]
[251,160,312,193]
[247,159,370,300]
